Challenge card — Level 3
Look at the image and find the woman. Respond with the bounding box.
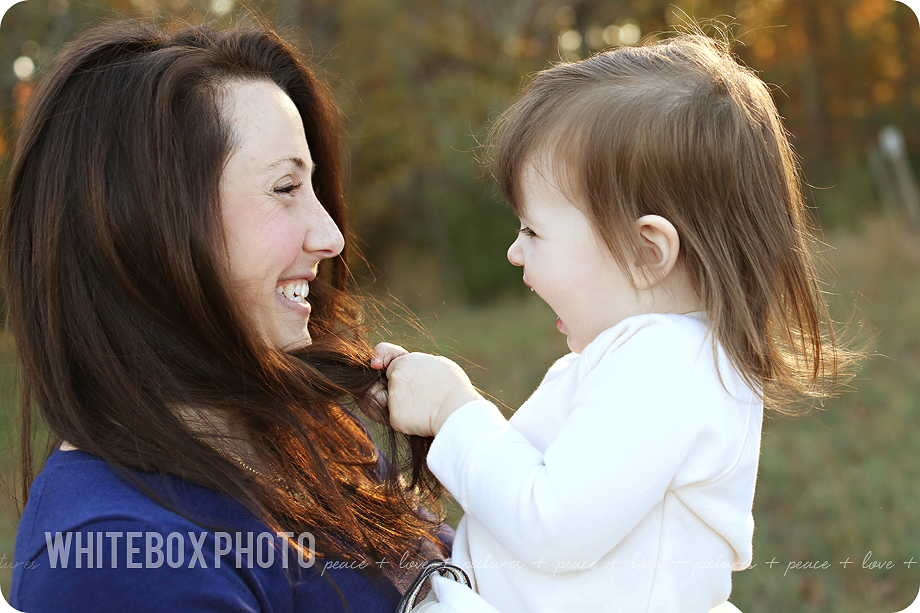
[4,19,446,612]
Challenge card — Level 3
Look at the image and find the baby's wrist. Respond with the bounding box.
[432,389,482,435]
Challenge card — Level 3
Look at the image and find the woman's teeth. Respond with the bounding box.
[276,281,309,303]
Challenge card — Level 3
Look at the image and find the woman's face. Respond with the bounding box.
[219,80,345,349]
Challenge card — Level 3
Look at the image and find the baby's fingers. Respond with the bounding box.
[371,342,408,369]
[361,381,388,425]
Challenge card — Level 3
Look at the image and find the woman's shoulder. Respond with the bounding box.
[21,449,240,531]
[13,448,247,566]
[12,449,404,613]
[12,449,257,611]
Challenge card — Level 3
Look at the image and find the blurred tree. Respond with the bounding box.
[0,0,918,303]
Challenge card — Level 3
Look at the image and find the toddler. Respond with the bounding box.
[374,33,853,613]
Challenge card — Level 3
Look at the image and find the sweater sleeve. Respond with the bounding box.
[427,323,739,570]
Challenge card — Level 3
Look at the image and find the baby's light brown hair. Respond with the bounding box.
[490,33,859,412]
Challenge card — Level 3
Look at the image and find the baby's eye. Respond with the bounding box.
[274,181,304,196]
[519,227,537,238]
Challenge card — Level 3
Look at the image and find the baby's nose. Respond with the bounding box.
[507,239,523,267]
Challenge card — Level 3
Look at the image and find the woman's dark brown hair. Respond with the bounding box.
[3,19,442,576]
[491,33,860,412]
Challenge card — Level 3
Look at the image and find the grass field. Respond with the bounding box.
[0,216,918,611]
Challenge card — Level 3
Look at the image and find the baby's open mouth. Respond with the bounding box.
[276,281,309,303]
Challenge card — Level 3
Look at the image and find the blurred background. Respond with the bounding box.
[0,0,918,611]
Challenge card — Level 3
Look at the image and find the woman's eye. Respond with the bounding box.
[274,181,304,196]
[519,227,537,238]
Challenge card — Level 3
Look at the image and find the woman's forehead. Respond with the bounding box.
[221,80,311,170]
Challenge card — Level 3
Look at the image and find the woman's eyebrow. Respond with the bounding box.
[261,156,308,173]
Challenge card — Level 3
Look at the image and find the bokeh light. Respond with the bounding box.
[13,56,35,81]
[602,24,621,45]
[585,26,605,50]
[618,22,642,45]
[48,0,69,16]
[210,0,234,15]
[559,29,583,52]
[554,5,576,28]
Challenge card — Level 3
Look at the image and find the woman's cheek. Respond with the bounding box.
[260,220,304,268]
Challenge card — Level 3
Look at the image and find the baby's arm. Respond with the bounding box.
[371,340,679,567]
[372,343,484,437]
[375,322,751,571]
[425,322,752,570]
[371,340,678,567]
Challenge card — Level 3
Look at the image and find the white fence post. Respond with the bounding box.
[877,125,920,229]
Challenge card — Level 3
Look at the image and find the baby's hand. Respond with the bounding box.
[385,352,483,437]
[371,342,407,371]
[361,343,410,425]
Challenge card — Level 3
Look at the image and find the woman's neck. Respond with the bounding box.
[61,408,271,476]
[175,406,272,475]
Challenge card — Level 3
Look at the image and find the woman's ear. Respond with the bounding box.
[630,215,680,290]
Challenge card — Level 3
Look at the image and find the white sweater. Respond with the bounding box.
[428,313,763,613]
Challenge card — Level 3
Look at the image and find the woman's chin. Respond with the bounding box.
[284,335,312,350]
[263,320,312,351]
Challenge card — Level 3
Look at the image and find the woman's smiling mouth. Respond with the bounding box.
[276,280,310,305]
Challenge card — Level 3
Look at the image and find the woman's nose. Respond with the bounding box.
[305,203,345,259]
[507,237,523,267]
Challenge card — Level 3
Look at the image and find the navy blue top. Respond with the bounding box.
[11,449,445,613]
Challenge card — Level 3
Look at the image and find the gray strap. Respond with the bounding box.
[396,559,472,612]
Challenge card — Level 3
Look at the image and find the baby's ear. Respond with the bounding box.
[630,215,680,290]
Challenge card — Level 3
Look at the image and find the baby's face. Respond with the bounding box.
[506,160,645,353]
